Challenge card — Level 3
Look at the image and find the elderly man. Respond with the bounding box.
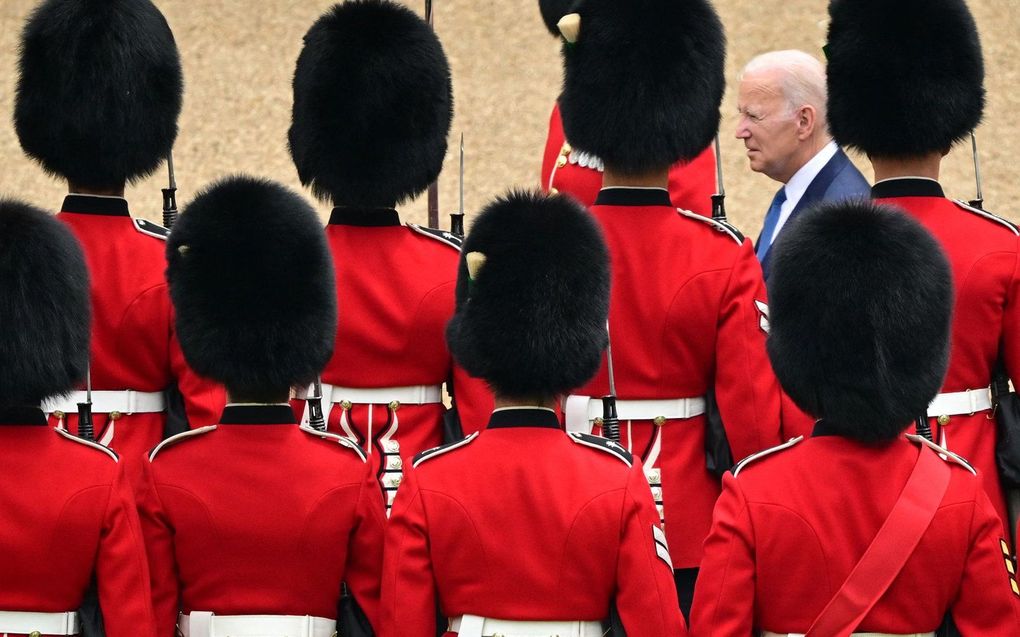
[736,50,869,279]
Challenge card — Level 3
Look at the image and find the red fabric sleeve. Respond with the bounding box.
[451,365,493,435]
[169,316,225,429]
[136,459,180,637]
[344,461,388,631]
[615,463,689,636]
[98,462,158,637]
[1001,237,1020,386]
[715,243,782,460]
[380,466,437,637]
[540,103,563,191]
[689,473,756,636]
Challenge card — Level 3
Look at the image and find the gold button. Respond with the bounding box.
[653,416,666,426]
[937,414,950,426]
[340,400,352,411]
[53,410,65,420]
[593,417,604,426]
[30,632,41,637]
[389,400,400,411]
[561,142,572,155]
[556,155,568,168]
[109,410,122,421]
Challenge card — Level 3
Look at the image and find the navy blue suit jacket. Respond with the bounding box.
[756,147,870,280]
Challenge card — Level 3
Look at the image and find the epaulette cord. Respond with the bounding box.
[568,431,633,467]
[413,432,479,468]
[906,434,977,475]
[732,436,803,476]
[953,200,1019,236]
[676,208,744,245]
[134,218,170,240]
[407,223,463,250]
[55,427,119,462]
[300,425,367,462]
[148,425,217,461]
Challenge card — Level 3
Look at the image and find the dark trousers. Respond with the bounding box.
[674,567,699,623]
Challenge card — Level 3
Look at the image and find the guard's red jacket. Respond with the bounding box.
[137,404,385,637]
[874,178,1020,527]
[0,406,156,637]
[690,427,1020,635]
[576,187,782,569]
[54,195,225,473]
[380,408,687,637]
[540,102,717,214]
[302,208,492,464]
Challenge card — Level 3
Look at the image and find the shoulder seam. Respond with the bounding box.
[413,431,479,468]
[905,434,977,475]
[952,200,1019,236]
[55,427,119,462]
[406,223,463,251]
[733,436,803,476]
[299,426,367,462]
[676,208,744,245]
[568,432,633,467]
[133,218,170,241]
[148,425,217,461]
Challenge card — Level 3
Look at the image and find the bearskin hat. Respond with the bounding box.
[539,0,576,36]
[766,200,952,442]
[0,200,90,406]
[15,0,183,190]
[826,0,984,157]
[446,190,609,398]
[167,176,336,396]
[289,0,452,207]
[559,0,725,173]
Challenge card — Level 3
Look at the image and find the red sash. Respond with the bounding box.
[805,444,951,637]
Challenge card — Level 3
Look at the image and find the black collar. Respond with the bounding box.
[486,408,562,430]
[219,404,297,425]
[0,405,48,426]
[872,178,945,200]
[594,187,672,207]
[61,195,131,217]
[328,207,401,227]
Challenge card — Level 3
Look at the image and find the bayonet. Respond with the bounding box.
[450,133,465,237]
[711,134,728,223]
[162,151,179,229]
[77,366,95,441]
[969,132,984,210]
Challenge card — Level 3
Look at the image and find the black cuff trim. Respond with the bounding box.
[0,405,49,426]
[220,405,297,425]
[61,195,131,217]
[872,178,945,200]
[595,187,672,207]
[486,408,562,430]
[329,207,401,227]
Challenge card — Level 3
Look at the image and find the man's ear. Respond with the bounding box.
[796,105,817,141]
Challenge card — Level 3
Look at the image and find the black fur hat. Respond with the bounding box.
[826,0,984,157]
[539,0,576,36]
[289,0,452,207]
[167,176,336,396]
[0,200,90,405]
[559,0,725,173]
[15,0,183,190]
[766,200,952,442]
[446,190,609,398]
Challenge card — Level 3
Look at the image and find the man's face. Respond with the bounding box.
[735,70,802,183]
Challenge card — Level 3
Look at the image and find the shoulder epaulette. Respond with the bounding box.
[148,425,217,461]
[906,434,977,475]
[407,223,463,250]
[732,436,803,476]
[133,218,170,240]
[676,208,745,244]
[568,432,633,467]
[952,200,1019,236]
[55,427,119,462]
[413,431,479,468]
[299,426,367,462]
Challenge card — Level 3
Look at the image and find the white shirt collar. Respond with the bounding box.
[768,141,839,244]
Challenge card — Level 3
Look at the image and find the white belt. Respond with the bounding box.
[178,612,335,637]
[0,610,79,635]
[299,383,443,406]
[763,632,934,637]
[926,386,992,418]
[450,615,602,637]
[564,394,706,433]
[42,390,167,415]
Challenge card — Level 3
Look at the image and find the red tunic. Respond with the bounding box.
[540,101,717,214]
[575,187,782,569]
[690,428,1020,635]
[53,195,225,474]
[874,178,1020,527]
[137,404,385,637]
[380,408,687,637]
[0,407,156,637]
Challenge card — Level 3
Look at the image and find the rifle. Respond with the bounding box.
[306,377,327,431]
[711,134,727,223]
[600,321,621,444]
[449,134,465,237]
[162,151,178,229]
[425,0,440,229]
[968,132,984,210]
[77,367,95,441]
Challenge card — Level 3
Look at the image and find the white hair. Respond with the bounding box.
[740,50,828,125]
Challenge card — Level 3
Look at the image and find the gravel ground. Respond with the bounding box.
[0,0,1017,230]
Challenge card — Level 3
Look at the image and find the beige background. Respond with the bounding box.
[0,0,1017,232]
